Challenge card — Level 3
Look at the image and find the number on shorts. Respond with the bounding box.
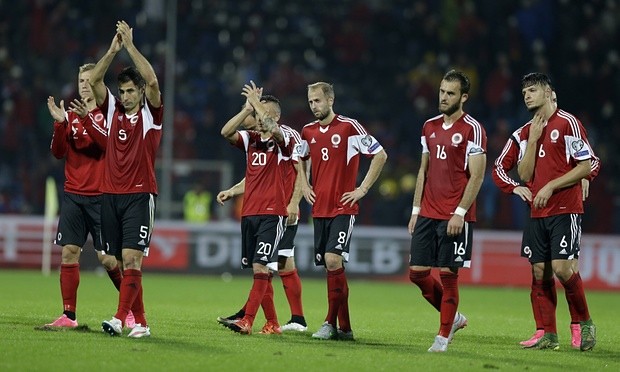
[257,242,273,256]
[453,242,466,256]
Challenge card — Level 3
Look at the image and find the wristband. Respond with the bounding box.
[454,207,467,217]
[411,206,420,215]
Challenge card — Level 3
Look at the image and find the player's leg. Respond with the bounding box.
[549,214,595,351]
[566,258,581,348]
[409,217,442,312]
[45,193,85,327]
[229,215,283,335]
[277,224,307,331]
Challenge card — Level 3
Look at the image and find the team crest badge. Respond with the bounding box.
[331,134,341,148]
[451,133,463,146]
[550,129,559,142]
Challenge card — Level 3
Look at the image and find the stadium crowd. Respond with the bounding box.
[0,0,618,232]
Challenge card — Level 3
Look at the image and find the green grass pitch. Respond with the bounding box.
[1,269,619,371]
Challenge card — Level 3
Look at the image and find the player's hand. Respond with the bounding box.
[116,20,134,48]
[533,183,553,209]
[340,187,366,207]
[241,81,262,107]
[68,98,89,118]
[528,113,545,142]
[581,179,590,201]
[109,31,122,53]
[447,214,464,237]
[301,184,316,205]
[286,203,299,225]
[408,214,418,235]
[216,190,235,205]
[512,186,532,202]
[47,96,65,123]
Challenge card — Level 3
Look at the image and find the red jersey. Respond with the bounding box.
[297,114,384,218]
[280,124,301,204]
[492,125,528,194]
[50,109,107,195]
[419,113,487,222]
[492,123,601,195]
[236,130,292,217]
[518,109,596,217]
[97,88,163,194]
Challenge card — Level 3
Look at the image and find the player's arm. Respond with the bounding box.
[90,32,122,107]
[408,152,429,234]
[341,149,387,207]
[445,152,486,237]
[220,105,253,144]
[296,159,315,205]
[116,20,161,108]
[533,159,591,209]
[518,114,544,182]
[216,178,246,205]
[492,137,532,202]
[286,166,304,225]
[47,96,68,159]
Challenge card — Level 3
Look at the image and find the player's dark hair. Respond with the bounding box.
[260,94,281,116]
[443,70,470,95]
[118,67,146,89]
[521,72,552,90]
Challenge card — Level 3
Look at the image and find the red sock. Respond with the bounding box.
[280,269,304,317]
[131,286,147,326]
[534,279,557,334]
[244,273,270,324]
[409,269,442,312]
[60,263,80,314]
[530,277,544,330]
[326,267,345,326]
[438,271,459,338]
[106,264,123,291]
[561,273,590,322]
[261,274,278,323]
[337,272,351,332]
[565,272,580,324]
[115,269,141,325]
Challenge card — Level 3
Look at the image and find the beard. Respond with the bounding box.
[314,108,330,121]
[439,101,460,116]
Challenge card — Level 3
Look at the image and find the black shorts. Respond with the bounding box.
[527,214,581,263]
[241,215,286,271]
[55,192,103,251]
[312,215,355,266]
[409,216,473,268]
[101,193,156,259]
[278,224,298,258]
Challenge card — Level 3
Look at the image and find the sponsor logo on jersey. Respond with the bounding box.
[360,135,373,147]
[550,129,559,142]
[451,133,463,146]
[72,118,80,124]
[559,249,568,255]
[455,256,463,262]
[469,146,484,155]
[311,137,317,144]
[369,142,380,152]
[571,139,585,151]
[575,150,590,157]
[430,132,436,138]
[331,134,341,147]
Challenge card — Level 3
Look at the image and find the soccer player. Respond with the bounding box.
[492,91,600,349]
[88,21,163,338]
[407,70,486,352]
[216,95,307,332]
[516,72,597,351]
[295,82,387,340]
[219,82,293,335]
[43,63,134,329]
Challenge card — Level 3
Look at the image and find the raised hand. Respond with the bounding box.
[68,98,91,118]
[47,96,66,123]
[528,112,545,143]
[116,20,134,48]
